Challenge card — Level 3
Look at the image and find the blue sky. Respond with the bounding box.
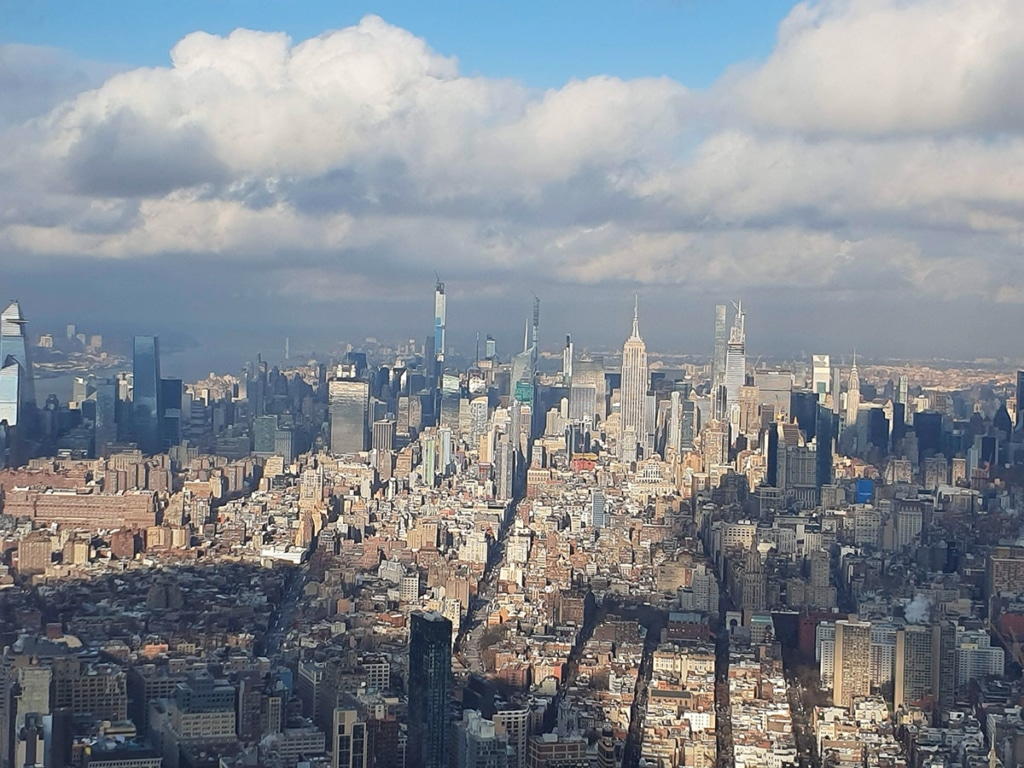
[1,0,799,87]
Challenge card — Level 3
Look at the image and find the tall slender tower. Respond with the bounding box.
[619,297,649,461]
[562,335,573,383]
[724,302,746,413]
[712,305,727,392]
[531,296,540,371]
[433,281,446,363]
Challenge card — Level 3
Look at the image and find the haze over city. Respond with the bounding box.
[4,0,1024,360]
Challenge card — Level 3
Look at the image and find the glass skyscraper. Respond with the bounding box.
[0,301,35,405]
[408,611,452,768]
[132,336,162,455]
[328,378,370,455]
[434,281,446,362]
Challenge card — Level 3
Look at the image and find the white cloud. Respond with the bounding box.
[729,0,1024,134]
[1,4,1023,322]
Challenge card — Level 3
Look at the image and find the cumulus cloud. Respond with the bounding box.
[729,0,1024,135]
[1,4,1023,347]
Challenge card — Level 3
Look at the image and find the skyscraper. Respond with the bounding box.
[0,301,36,459]
[132,336,162,455]
[561,335,573,384]
[811,355,831,399]
[1017,371,1023,430]
[329,378,370,455]
[815,402,834,495]
[434,281,446,363]
[619,297,649,461]
[845,353,861,427]
[724,303,745,414]
[512,308,538,413]
[712,305,727,393]
[160,378,182,450]
[0,301,35,404]
[408,611,452,768]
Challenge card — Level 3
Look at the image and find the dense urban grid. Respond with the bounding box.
[0,285,1022,768]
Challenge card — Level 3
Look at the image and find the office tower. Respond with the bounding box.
[561,335,573,383]
[132,336,162,455]
[453,710,509,768]
[864,407,888,454]
[422,434,437,487]
[1018,371,1024,430]
[93,378,118,457]
[619,298,649,461]
[815,403,833,494]
[754,370,794,419]
[933,620,956,711]
[712,305,727,393]
[372,419,396,452]
[485,335,497,360]
[0,301,36,463]
[913,411,943,458]
[434,281,446,363]
[680,399,698,452]
[765,422,780,487]
[511,314,536,410]
[845,353,860,427]
[737,384,760,435]
[569,356,605,425]
[530,296,539,371]
[590,489,608,529]
[408,611,452,768]
[810,354,830,400]
[724,303,745,413]
[160,378,182,450]
[833,618,872,707]
[790,390,818,440]
[667,391,683,456]
[0,301,35,408]
[254,415,279,455]
[328,378,370,455]
[897,375,909,406]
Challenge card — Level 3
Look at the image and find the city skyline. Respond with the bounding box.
[3,1,1024,359]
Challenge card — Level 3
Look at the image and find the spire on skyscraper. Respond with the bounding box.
[620,297,650,460]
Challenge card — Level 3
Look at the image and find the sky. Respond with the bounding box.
[2,0,1023,372]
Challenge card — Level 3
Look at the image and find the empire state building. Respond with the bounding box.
[619,298,649,461]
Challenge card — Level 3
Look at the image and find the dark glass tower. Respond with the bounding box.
[160,377,182,450]
[132,336,162,455]
[815,402,833,496]
[407,611,452,768]
[1017,370,1024,430]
